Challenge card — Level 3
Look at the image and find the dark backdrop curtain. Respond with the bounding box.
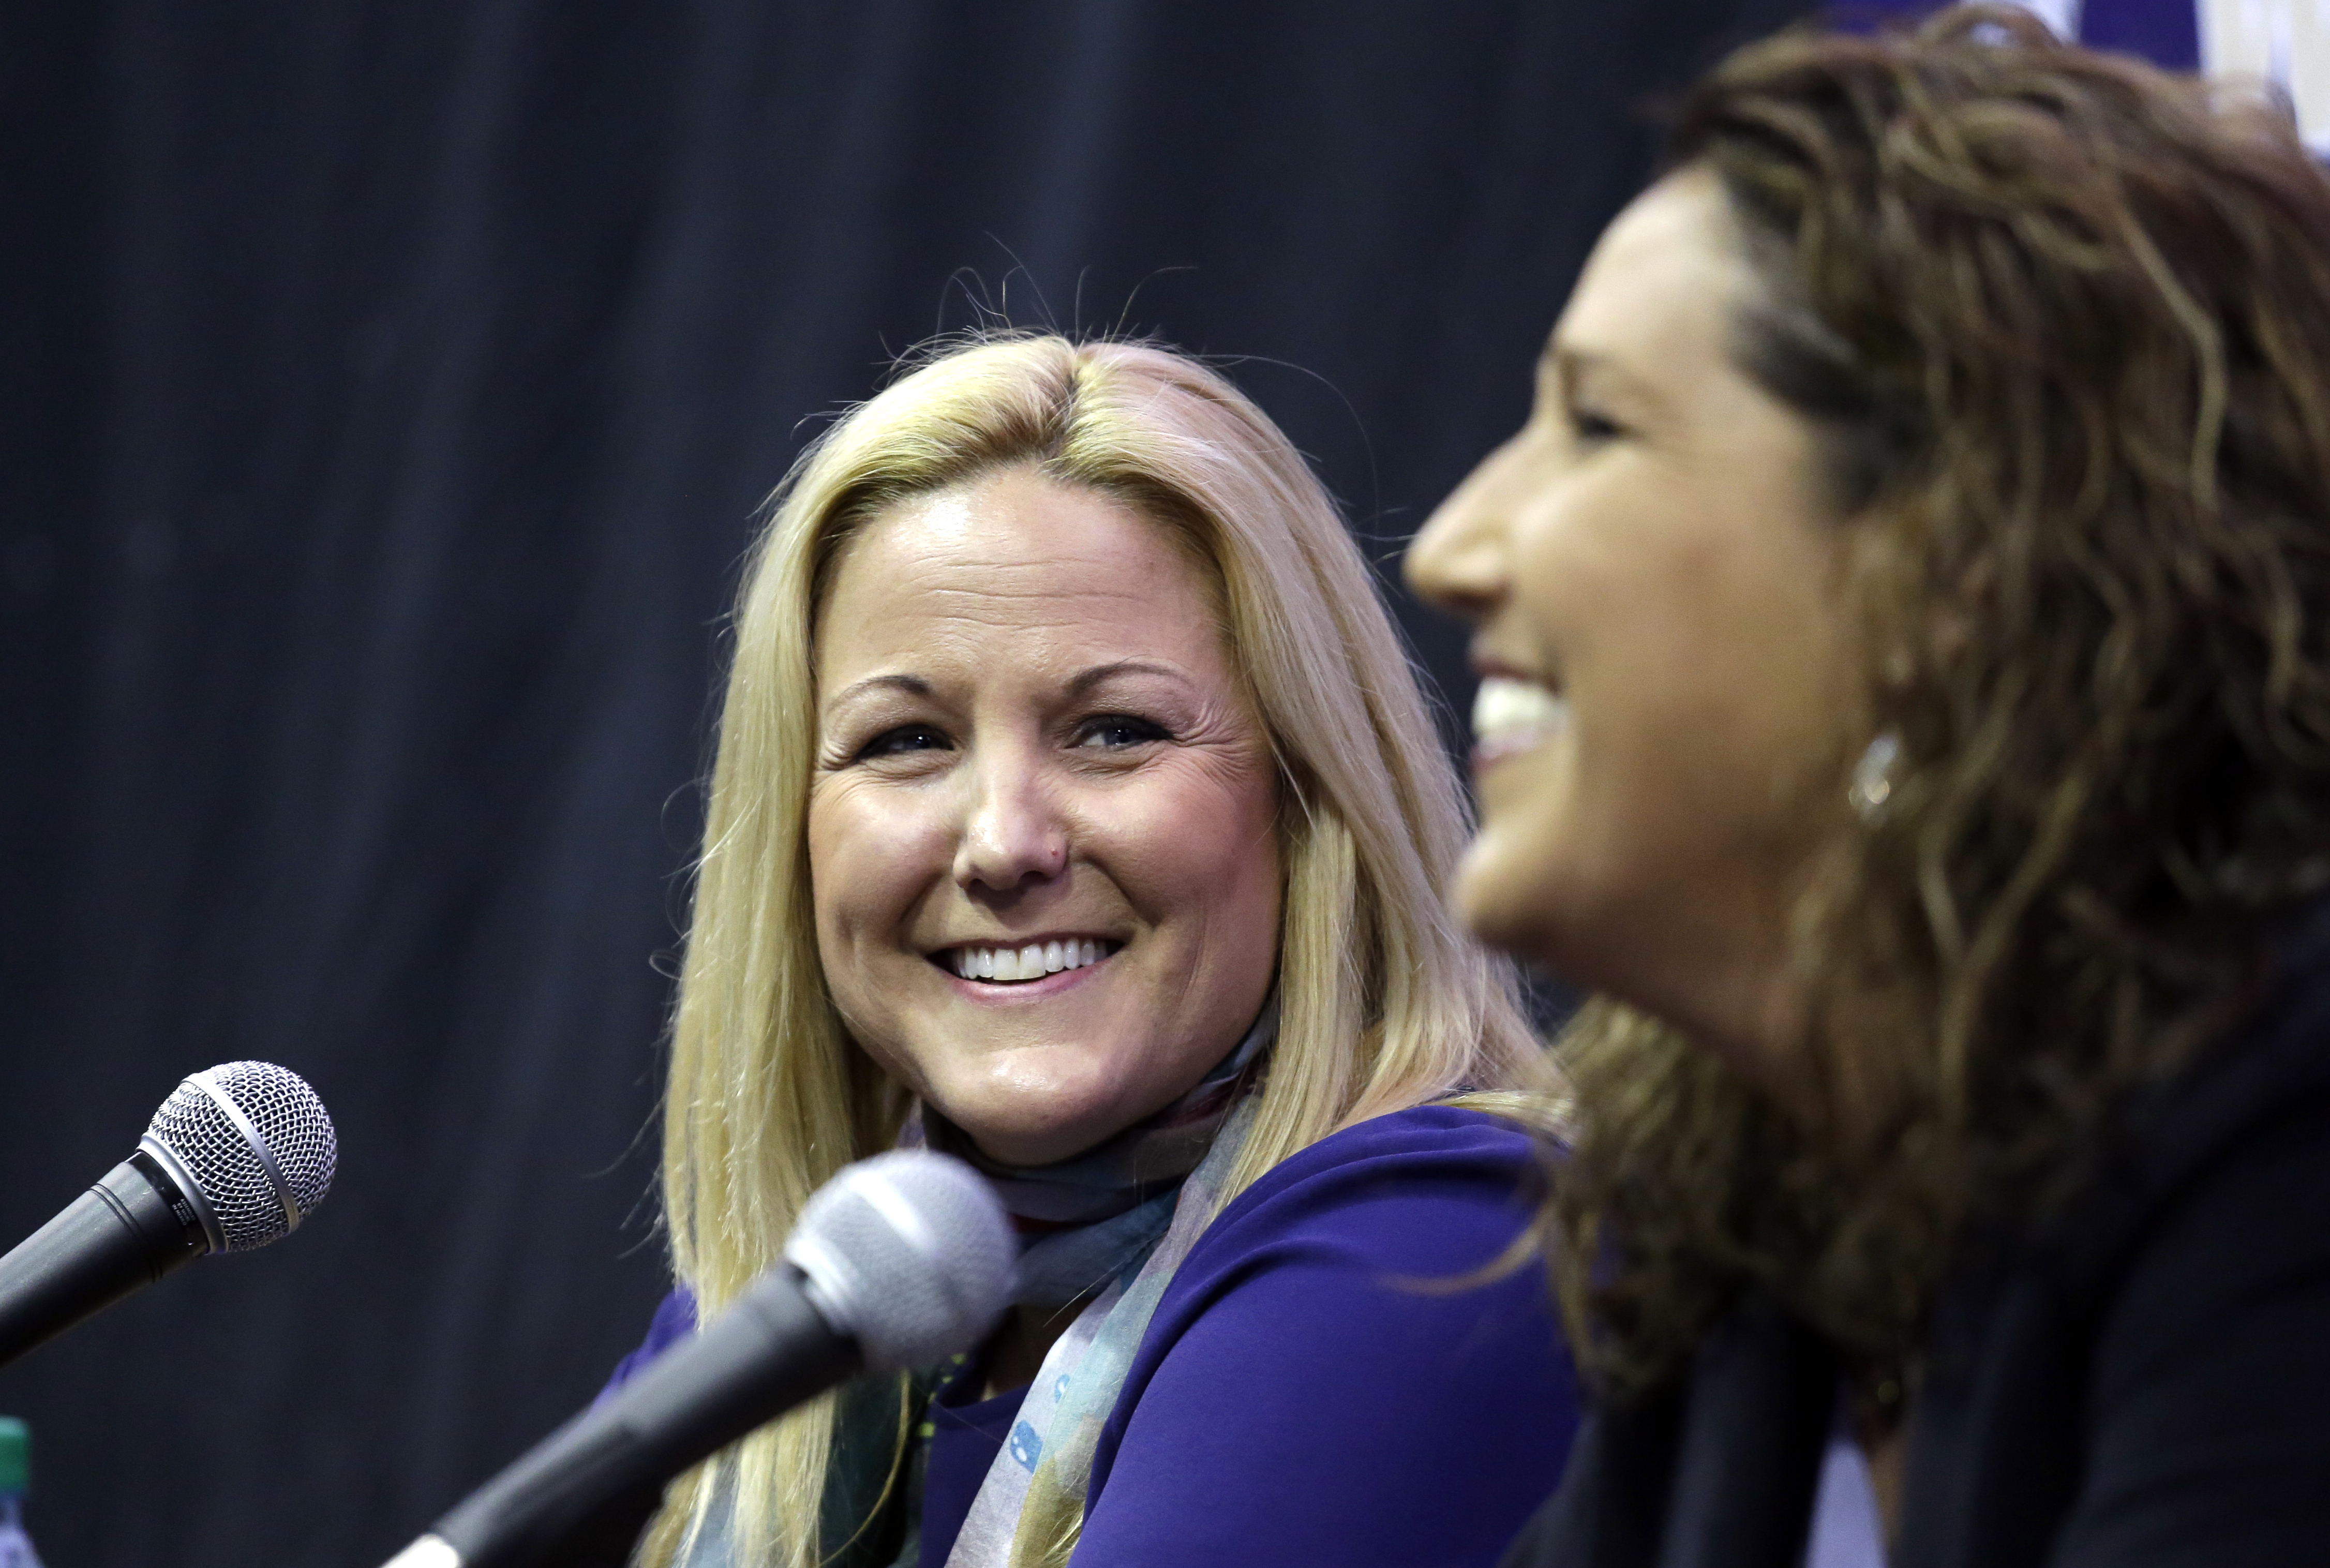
[0,2,1798,1563]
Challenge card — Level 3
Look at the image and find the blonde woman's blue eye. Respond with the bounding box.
[859,724,949,760]
[1078,717,1168,749]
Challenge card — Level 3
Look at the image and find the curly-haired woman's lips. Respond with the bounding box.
[1472,675,1572,768]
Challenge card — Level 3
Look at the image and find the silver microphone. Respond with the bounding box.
[140,1060,339,1252]
[382,1149,1014,1568]
[0,1061,338,1369]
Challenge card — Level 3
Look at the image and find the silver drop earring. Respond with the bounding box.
[1849,730,1902,820]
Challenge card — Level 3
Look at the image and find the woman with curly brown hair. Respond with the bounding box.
[1409,8,2330,1566]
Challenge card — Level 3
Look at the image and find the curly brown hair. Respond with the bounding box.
[1545,6,2330,1415]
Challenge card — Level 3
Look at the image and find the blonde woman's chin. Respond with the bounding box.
[917,1058,1169,1167]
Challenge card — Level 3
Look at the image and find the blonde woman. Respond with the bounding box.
[601,335,1578,1567]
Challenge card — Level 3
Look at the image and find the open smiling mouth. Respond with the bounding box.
[1471,675,1572,763]
[935,938,1121,984]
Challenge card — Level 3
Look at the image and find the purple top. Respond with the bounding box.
[605,1104,1580,1565]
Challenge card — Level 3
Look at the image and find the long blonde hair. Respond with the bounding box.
[646,334,1537,1567]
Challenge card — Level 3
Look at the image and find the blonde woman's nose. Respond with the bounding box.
[951,756,1069,893]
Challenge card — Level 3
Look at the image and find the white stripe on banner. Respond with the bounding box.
[2202,1,2330,154]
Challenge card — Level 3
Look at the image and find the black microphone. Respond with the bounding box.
[0,1061,338,1371]
[379,1149,1014,1568]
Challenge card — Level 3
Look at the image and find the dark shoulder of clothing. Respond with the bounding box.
[1076,1103,1580,1567]
[1502,901,2330,1568]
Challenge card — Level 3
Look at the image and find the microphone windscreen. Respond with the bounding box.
[141,1062,337,1252]
[783,1149,1012,1371]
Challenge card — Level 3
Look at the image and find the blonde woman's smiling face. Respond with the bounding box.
[807,467,1282,1167]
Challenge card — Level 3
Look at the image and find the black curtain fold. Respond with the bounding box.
[0,3,1799,1563]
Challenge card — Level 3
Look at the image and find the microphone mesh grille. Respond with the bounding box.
[145,1062,338,1252]
[784,1151,1012,1371]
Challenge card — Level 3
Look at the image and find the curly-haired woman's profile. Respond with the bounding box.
[1410,8,2330,1566]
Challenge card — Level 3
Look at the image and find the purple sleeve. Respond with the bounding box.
[595,1286,698,1406]
[1074,1106,1580,1567]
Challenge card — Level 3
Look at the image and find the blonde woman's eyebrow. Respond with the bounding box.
[820,662,1190,719]
[1063,660,1193,699]
[823,671,933,711]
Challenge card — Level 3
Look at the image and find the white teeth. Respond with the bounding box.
[1472,676,1571,752]
[946,939,1114,983]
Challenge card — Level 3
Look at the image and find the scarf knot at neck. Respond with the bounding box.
[916,991,1276,1227]
[910,993,1275,1308]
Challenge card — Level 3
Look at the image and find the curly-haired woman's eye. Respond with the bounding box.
[1567,402,1625,444]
